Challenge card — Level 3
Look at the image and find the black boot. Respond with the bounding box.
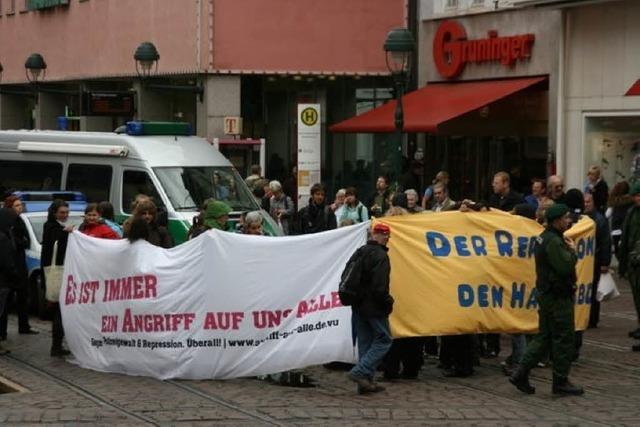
[628,328,640,339]
[51,342,71,357]
[509,366,535,394]
[552,376,584,396]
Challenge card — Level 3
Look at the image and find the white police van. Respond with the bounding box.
[0,122,278,243]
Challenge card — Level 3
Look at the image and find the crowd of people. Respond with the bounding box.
[2,163,640,396]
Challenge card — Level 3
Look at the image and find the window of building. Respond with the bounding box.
[583,114,640,187]
[0,160,62,193]
[471,0,485,6]
[66,164,112,203]
[7,0,15,15]
[445,0,459,8]
[122,170,165,213]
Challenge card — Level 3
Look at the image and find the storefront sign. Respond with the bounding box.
[27,0,69,10]
[433,20,535,79]
[297,104,321,208]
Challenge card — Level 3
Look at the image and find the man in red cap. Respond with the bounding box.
[347,222,394,394]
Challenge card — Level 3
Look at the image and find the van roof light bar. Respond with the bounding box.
[126,121,193,136]
[18,141,129,157]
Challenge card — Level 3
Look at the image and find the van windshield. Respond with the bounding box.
[153,167,258,212]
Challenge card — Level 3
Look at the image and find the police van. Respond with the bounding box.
[0,122,278,243]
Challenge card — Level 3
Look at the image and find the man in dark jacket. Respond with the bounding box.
[486,171,524,358]
[0,208,19,355]
[584,191,611,328]
[489,171,525,212]
[510,203,584,396]
[295,183,337,234]
[618,182,640,340]
[348,223,394,394]
[586,166,609,215]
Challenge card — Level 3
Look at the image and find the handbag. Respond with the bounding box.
[596,272,620,302]
[43,241,64,303]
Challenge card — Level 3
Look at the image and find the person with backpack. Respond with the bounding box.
[341,222,393,394]
[295,183,337,234]
[339,187,368,227]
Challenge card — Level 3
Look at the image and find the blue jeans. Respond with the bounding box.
[350,312,392,379]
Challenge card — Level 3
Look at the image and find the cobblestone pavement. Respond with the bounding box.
[1,282,639,426]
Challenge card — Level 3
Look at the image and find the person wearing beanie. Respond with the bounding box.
[203,201,234,232]
[510,203,584,396]
[618,181,640,343]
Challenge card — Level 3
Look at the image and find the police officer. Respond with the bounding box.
[510,203,584,396]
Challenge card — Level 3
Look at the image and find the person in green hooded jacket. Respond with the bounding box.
[617,181,640,340]
[190,200,234,238]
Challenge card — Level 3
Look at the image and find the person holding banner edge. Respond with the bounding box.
[348,222,394,394]
[510,203,584,396]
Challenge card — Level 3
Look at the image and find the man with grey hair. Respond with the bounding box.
[548,175,567,204]
[404,189,424,214]
[268,180,294,235]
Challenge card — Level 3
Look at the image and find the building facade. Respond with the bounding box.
[557,0,640,190]
[415,1,560,199]
[0,0,406,199]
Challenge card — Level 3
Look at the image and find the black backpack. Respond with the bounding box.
[338,247,366,306]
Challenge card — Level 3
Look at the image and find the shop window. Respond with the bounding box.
[584,115,640,186]
[66,164,112,203]
[122,170,164,213]
[0,160,62,194]
[445,0,459,9]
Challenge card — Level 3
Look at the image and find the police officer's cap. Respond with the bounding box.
[545,203,569,222]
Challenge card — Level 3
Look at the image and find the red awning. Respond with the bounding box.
[626,80,640,96]
[330,76,548,133]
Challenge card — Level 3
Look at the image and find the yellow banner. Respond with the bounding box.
[373,211,595,337]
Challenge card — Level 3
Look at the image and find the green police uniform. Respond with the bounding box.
[617,183,640,334]
[511,203,583,395]
[519,225,577,379]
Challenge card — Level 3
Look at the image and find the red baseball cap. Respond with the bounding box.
[372,223,391,235]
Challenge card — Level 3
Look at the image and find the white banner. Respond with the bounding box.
[61,223,367,380]
[297,103,321,208]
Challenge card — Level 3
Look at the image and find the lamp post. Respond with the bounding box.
[133,41,204,102]
[134,41,160,79]
[25,53,47,83]
[383,28,414,191]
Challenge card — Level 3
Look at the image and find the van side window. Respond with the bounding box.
[0,160,62,194]
[122,170,165,213]
[66,164,112,203]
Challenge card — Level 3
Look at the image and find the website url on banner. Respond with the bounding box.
[226,319,340,348]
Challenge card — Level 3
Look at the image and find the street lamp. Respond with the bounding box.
[134,41,160,79]
[133,41,204,102]
[383,28,414,190]
[25,53,47,83]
